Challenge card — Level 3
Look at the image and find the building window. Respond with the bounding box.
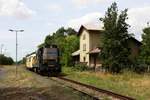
[83,44,86,51]
[83,57,86,62]
[83,34,86,40]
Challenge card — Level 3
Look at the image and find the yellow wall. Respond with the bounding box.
[26,53,36,68]
[89,31,101,50]
[79,29,102,66]
[78,27,140,67]
[80,29,90,65]
[89,31,102,67]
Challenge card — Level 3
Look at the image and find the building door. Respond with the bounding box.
[93,54,97,71]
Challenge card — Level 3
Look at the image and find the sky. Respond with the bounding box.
[0,0,150,60]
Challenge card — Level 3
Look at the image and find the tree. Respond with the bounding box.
[6,57,14,65]
[66,28,77,36]
[62,35,79,66]
[37,43,45,48]
[18,57,26,64]
[44,35,54,45]
[139,26,150,65]
[0,54,14,65]
[100,2,131,73]
[54,27,66,37]
[42,27,78,66]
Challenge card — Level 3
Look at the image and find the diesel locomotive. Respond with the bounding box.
[26,45,61,74]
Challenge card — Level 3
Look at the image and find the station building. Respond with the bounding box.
[72,25,141,68]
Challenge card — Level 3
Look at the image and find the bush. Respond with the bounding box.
[108,63,121,73]
[133,63,148,73]
[73,63,87,71]
[0,54,14,65]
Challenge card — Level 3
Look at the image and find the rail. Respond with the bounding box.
[54,77,135,100]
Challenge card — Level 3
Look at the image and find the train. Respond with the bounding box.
[26,45,61,74]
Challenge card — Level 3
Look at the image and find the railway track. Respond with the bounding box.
[26,68,135,99]
[52,77,135,100]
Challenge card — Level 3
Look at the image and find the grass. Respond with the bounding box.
[0,65,93,100]
[63,67,150,100]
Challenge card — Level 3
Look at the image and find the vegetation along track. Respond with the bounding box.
[26,69,135,99]
[52,77,135,100]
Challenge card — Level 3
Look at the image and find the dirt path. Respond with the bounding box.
[0,66,92,100]
[0,66,5,78]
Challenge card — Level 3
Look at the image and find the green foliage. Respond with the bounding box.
[63,67,150,100]
[139,27,150,65]
[73,63,87,71]
[0,54,14,65]
[18,57,26,64]
[100,2,131,73]
[134,26,150,73]
[62,35,79,66]
[37,43,45,48]
[66,28,77,35]
[133,63,148,73]
[45,35,54,46]
[41,27,79,66]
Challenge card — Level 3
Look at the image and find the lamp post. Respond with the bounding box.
[9,29,24,78]
[0,44,4,66]
[0,44,4,54]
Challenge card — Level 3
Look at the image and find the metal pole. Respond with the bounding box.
[9,29,24,79]
[0,45,2,54]
[1,44,4,54]
[16,31,18,78]
[147,22,149,27]
[0,44,4,65]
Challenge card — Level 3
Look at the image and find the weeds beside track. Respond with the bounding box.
[52,77,135,100]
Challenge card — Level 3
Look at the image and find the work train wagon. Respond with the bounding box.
[26,45,61,74]
[26,52,36,70]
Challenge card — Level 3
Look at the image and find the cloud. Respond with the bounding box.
[127,6,150,40]
[67,7,150,41]
[0,0,35,19]
[66,12,103,30]
[72,0,109,7]
[47,4,62,12]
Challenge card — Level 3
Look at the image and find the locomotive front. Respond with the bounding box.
[41,46,61,73]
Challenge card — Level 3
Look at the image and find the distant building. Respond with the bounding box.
[72,25,141,68]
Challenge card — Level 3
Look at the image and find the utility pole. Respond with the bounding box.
[147,22,149,27]
[0,44,4,54]
[9,29,24,78]
[0,44,4,66]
